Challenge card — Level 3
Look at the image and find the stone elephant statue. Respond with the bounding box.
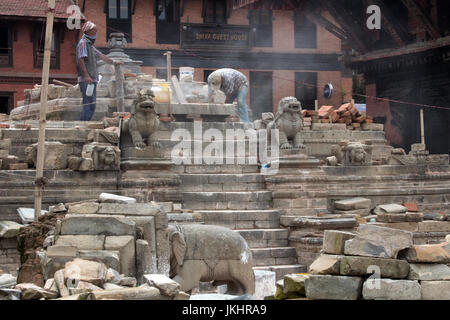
[168,224,255,295]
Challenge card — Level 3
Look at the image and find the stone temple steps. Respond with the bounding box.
[174,169,307,280]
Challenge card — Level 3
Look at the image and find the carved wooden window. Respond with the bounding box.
[0,26,12,68]
[294,13,317,49]
[33,24,60,70]
[106,0,132,42]
[155,0,180,44]
[203,0,227,24]
[295,72,317,110]
[248,9,272,47]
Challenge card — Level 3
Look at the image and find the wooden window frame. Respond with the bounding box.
[294,12,317,49]
[0,25,13,68]
[33,23,60,70]
[202,0,228,24]
[106,0,133,42]
[155,0,181,44]
[248,9,272,48]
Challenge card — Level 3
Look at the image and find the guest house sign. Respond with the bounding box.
[181,23,251,50]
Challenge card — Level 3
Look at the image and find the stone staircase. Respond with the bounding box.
[171,163,307,280]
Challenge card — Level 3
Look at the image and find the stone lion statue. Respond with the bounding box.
[123,88,160,150]
[267,96,304,149]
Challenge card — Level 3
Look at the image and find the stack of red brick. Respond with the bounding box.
[302,102,374,129]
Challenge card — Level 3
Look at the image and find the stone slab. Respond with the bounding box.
[344,224,413,259]
[60,214,136,236]
[78,250,121,272]
[17,208,46,224]
[67,202,99,215]
[0,221,23,238]
[98,203,161,216]
[55,235,105,250]
[374,204,408,214]
[421,281,450,300]
[305,275,362,300]
[253,270,276,300]
[408,264,450,281]
[362,279,421,300]
[334,197,371,211]
[64,258,108,287]
[322,230,355,255]
[104,236,136,276]
[98,193,137,204]
[400,242,450,263]
[136,240,156,284]
[144,274,180,297]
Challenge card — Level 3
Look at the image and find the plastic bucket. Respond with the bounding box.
[179,67,194,82]
[151,82,171,104]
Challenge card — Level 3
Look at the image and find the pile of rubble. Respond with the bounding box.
[271,224,450,300]
[2,259,188,300]
[302,102,382,131]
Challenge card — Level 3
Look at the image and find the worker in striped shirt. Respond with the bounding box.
[208,68,250,123]
[76,21,122,121]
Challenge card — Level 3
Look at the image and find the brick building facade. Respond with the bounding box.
[0,0,80,114]
[1,0,351,120]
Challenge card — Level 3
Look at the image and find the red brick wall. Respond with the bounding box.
[0,21,78,108]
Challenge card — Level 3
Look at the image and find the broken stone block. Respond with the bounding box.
[106,268,121,284]
[119,277,137,287]
[78,250,120,272]
[305,275,362,300]
[15,283,58,300]
[253,270,276,301]
[408,264,450,281]
[55,235,105,250]
[344,224,413,259]
[376,213,407,223]
[60,214,136,236]
[98,203,161,216]
[25,141,68,169]
[405,212,423,222]
[56,292,94,300]
[64,258,108,287]
[67,202,99,215]
[309,254,341,275]
[103,283,123,290]
[136,239,155,284]
[49,203,67,214]
[374,204,408,214]
[8,163,28,170]
[98,193,136,204]
[72,280,103,292]
[104,236,136,276]
[0,274,16,288]
[326,156,338,166]
[46,245,78,257]
[81,142,120,171]
[334,197,371,211]
[0,149,8,158]
[362,279,421,300]
[44,278,58,293]
[322,230,355,255]
[421,281,450,300]
[0,220,23,238]
[173,291,190,300]
[92,287,161,300]
[399,242,450,263]
[144,274,180,297]
[283,274,308,296]
[310,254,410,278]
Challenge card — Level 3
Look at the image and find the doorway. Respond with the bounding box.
[250,71,273,121]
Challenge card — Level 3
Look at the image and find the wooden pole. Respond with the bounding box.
[314,100,318,111]
[420,108,425,145]
[34,0,55,221]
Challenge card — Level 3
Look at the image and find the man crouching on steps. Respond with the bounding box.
[76,21,123,121]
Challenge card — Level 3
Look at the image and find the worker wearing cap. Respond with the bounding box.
[207,68,250,123]
[76,21,122,121]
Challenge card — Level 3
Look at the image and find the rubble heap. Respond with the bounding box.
[271,224,450,300]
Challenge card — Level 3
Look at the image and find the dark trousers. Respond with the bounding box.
[79,81,97,121]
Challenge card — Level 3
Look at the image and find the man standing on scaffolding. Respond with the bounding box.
[76,21,122,121]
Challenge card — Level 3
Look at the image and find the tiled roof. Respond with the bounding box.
[0,0,80,19]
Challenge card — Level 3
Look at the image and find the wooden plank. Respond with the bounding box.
[171,75,187,104]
